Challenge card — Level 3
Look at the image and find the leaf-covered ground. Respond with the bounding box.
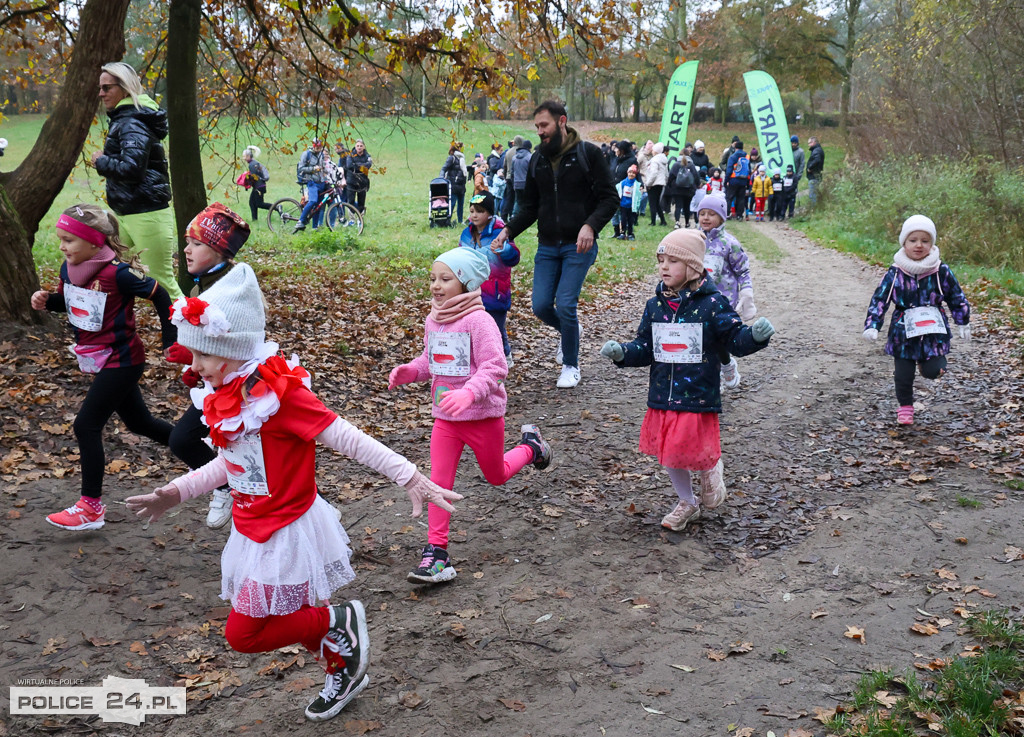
[1,223,1022,736]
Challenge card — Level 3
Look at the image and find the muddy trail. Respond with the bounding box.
[2,222,1022,737]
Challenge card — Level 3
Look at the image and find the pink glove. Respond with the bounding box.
[165,342,194,365]
[736,288,757,322]
[403,471,463,517]
[125,483,182,523]
[437,388,474,416]
[388,364,419,390]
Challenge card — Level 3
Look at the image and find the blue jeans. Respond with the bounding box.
[532,242,598,368]
[486,308,511,357]
[300,182,325,228]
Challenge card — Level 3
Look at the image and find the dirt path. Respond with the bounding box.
[2,223,1022,736]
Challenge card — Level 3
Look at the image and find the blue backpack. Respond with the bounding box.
[732,154,750,180]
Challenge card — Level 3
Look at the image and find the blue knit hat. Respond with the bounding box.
[790,135,799,143]
[435,247,490,292]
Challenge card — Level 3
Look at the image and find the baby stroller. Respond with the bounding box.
[429,177,452,228]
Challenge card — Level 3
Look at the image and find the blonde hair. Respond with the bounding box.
[100,62,145,109]
[62,204,143,270]
[244,145,261,159]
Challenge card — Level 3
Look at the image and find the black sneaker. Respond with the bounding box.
[406,544,457,584]
[292,223,306,233]
[304,672,370,721]
[320,600,369,684]
[520,424,552,470]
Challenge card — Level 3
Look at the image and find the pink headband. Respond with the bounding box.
[56,213,107,247]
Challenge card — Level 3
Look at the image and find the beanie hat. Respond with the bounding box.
[790,135,799,143]
[653,142,665,154]
[627,164,638,175]
[435,247,491,292]
[694,139,705,150]
[522,140,532,151]
[469,191,495,215]
[698,192,728,221]
[171,263,266,360]
[758,164,767,173]
[773,168,781,176]
[186,202,250,257]
[656,230,707,284]
[899,215,937,247]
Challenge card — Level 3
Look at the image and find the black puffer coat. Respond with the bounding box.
[95,99,171,215]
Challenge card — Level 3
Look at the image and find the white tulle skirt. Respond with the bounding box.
[220,495,355,618]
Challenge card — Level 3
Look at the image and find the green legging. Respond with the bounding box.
[118,207,184,300]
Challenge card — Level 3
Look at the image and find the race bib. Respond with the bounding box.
[222,434,270,496]
[653,322,703,364]
[904,306,946,338]
[704,254,725,282]
[428,332,471,377]
[63,282,107,332]
[783,177,794,187]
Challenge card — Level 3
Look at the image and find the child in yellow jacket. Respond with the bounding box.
[751,165,773,222]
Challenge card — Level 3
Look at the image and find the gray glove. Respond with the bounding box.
[751,317,775,343]
[600,341,624,362]
[862,327,879,341]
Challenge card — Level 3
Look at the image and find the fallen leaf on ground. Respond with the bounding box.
[911,622,939,636]
[641,703,664,715]
[908,472,931,482]
[41,636,66,655]
[541,504,563,517]
[810,609,828,619]
[734,728,755,737]
[707,650,727,661]
[399,691,424,708]
[874,691,899,707]
[344,719,384,735]
[934,568,957,580]
[785,729,814,737]
[282,677,317,693]
[844,626,865,643]
[129,641,148,655]
[1001,546,1024,562]
[669,664,695,672]
[498,697,526,711]
[728,641,754,654]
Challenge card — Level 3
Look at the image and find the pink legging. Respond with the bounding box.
[429,417,534,547]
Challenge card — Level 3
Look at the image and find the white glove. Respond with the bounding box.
[959,324,971,342]
[600,341,625,362]
[403,471,463,517]
[862,328,879,341]
[736,288,757,322]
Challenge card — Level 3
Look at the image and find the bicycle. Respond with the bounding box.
[267,182,364,235]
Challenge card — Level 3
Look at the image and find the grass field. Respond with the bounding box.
[0,113,842,297]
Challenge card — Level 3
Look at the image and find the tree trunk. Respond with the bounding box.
[166,0,206,296]
[839,0,862,138]
[0,0,131,324]
[632,85,642,123]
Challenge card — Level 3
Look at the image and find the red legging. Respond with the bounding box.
[225,605,331,659]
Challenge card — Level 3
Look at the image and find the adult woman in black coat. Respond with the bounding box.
[666,154,699,228]
[441,142,468,224]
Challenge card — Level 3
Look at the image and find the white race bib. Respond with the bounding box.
[428,331,471,377]
[783,177,794,187]
[704,254,725,282]
[904,306,946,338]
[222,434,270,496]
[63,282,107,332]
[653,322,703,364]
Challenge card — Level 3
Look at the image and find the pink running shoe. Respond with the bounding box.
[662,501,701,531]
[700,459,728,510]
[47,500,105,530]
[897,405,914,425]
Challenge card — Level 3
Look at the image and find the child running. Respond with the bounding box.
[125,264,461,721]
[166,202,252,529]
[459,192,521,366]
[600,230,775,530]
[30,204,177,531]
[615,164,642,240]
[863,215,971,425]
[388,247,551,584]
[697,193,758,388]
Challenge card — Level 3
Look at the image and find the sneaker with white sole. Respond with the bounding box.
[520,425,552,470]
[505,353,514,369]
[46,500,105,531]
[304,672,369,721]
[320,600,369,685]
[720,358,741,389]
[556,365,580,388]
[206,487,232,529]
[407,544,457,584]
[555,324,584,365]
[699,459,727,509]
[661,501,701,531]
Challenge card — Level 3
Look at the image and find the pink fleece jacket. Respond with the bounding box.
[402,309,508,421]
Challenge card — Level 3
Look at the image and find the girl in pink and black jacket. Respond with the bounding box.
[388,248,551,585]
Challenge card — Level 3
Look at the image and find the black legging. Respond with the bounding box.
[169,404,217,471]
[74,364,173,498]
[249,186,270,223]
[676,188,696,225]
[648,184,666,225]
[893,356,947,405]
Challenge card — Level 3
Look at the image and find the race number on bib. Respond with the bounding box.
[64,283,107,332]
[222,434,270,496]
[653,322,703,364]
[428,332,471,377]
[703,254,725,282]
[903,306,946,339]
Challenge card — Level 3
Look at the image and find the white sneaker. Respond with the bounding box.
[556,365,581,388]
[505,353,514,369]
[721,358,741,389]
[206,488,232,529]
[555,324,584,365]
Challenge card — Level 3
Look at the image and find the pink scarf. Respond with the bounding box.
[430,289,484,324]
[67,246,116,287]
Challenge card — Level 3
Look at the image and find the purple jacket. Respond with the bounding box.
[404,309,508,421]
[701,224,752,306]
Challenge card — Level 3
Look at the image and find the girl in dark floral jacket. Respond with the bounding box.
[863,215,971,426]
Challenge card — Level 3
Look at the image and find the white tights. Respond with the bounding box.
[666,467,696,505]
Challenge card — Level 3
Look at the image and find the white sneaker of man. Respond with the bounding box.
[206,488,232,529]
[556,365,581,388]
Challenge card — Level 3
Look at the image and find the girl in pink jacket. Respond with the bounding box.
[389,247,552,584]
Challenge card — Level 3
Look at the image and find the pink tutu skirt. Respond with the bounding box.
[639,409,721,470]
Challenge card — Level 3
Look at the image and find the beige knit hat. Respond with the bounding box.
[171,262,265,359]
[656,230,707,284]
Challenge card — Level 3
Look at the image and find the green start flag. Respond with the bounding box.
[742,70,794,175]
[659,60,699,160]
